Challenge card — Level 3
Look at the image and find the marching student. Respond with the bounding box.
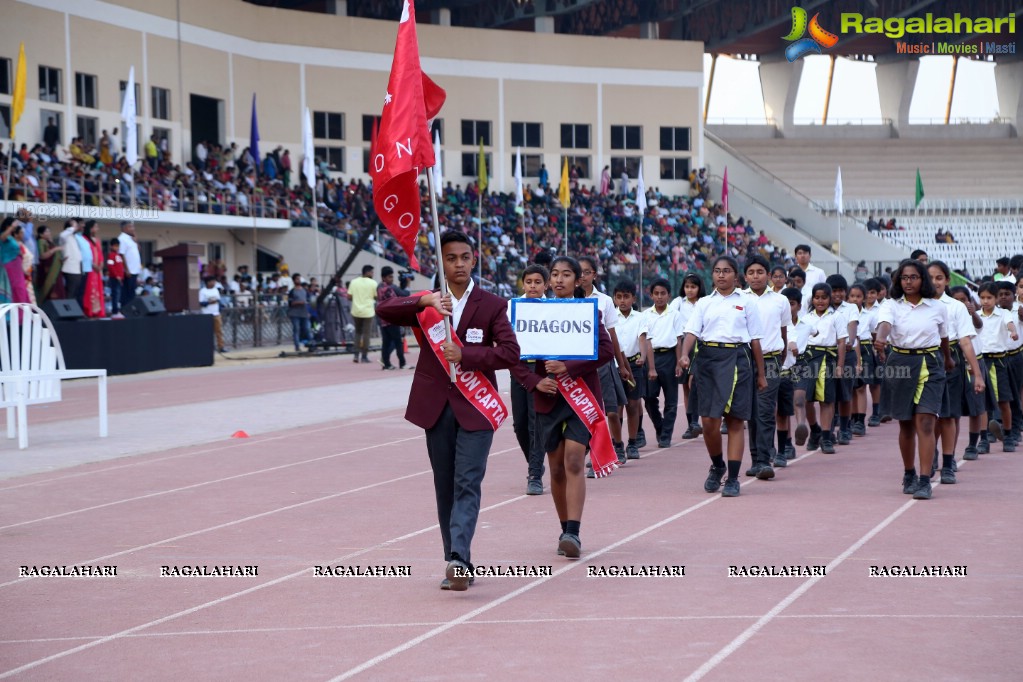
[826,274,859,446]
[928,261,985,485]
[509,264,549,496]
[996,280,1023,449]
[680,255,767,498]
[787,267,806,295]
[950,285,989,459]
[795,244,827,314]
[376,231,520,591]
[862,279,885,427]
[578,256,631,464]
[671,273,706,439]
[776,287,809,465]
[513,255,613,559]
[642,278,686,448]
[770,266,788,294]
[744,255,791,480]
[873,258,953,500]
[978,282,1020,452]
[612,279,647,460]
[847,283,873,436]
[797,283,845,455]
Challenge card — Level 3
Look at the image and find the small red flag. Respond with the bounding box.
[370,0,446,271]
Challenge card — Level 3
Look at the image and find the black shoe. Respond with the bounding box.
[585,465,595,479]
[837,430,851,445]
[880,415,892,423]
[635,430,647,449]
[1004,441,1017,453]
[558,532,581,559]
[526,478,543,495]
[756,463,775,480]
[867,415,881,427]
[745,463,763,477]
[721,478,741,497]
[902,472,918,494]
[988,421,1004,442]
[913,477,933,500]
[626,443,640,459]
[682,425,699,439]
[820,436,836,454]
[445,559,472,591]
[851,421,866,437]
[658,438,671,448]
[720,423,728,435]
[615,442,627,465]
[360,356,371,363]
[951,458,958,472]
[382,365,396,371]
[806,431,821,452]
[794,424,809,446]
[783,444,797,460]
[704,465,726,493]
[963,446,978,461]
[440,575,475,590]
[940,467,956,485]
[977,439,990,455]
[691,424,704,437]
[773,453,788,468]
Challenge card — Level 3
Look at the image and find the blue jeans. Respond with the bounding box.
[291,316,311,350]
[109,279,122,314]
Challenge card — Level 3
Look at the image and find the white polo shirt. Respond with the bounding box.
[799,263,828,312]
[1006,302,1023,351]
[876,297,949,349]
[833,301,859,346]
[745,288,790,354]
[669,296,699,334]
[785,316,817,369]
[801,308,842,348]
[857,303,880,341]
[976,307,1014,354]
[684,288,764,344]
[939,293,977,343]
[587,289,618,331]
[643,305,685,350]
[615,307,646,358]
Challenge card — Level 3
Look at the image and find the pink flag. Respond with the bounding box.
[722,166,729,215]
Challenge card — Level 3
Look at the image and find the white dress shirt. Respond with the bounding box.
[857,303,880,341]
[939,293,976,342]
[876,297,949,349]
[615,308,646,358]
[587,289,618,330]
[684,288,764,344]
[784,316,816,369]
[1007,302,1023,351]
[670,297,699,337]
[643,305,685,350]
[746,288,790,354]
[799,263,828,312]
[976,307,1013,353]
[118,232,142,275]
[451,278,475,330]
[801,308,842,348]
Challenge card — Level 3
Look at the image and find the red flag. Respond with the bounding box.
[371,0,446,271]
[721,166,729,215]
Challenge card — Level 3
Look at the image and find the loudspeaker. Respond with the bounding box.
[42,299,84,321]
[123,297,166,317]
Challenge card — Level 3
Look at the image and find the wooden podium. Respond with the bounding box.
[155,243,204,312]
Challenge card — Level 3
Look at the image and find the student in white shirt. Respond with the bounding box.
[508,264,549,495]
[848,284,872,436]
[796,283,846,455]
[642,278,686,449]
[612,278,647,460]
[681,256,767,498]
[776,287,808,464]
[874,259,954,500]
[743,255,791,479]
[993,280,1023,449]
[672,273,706,440]
[826,274,859,445]
[927,262,985,483]
[795,244,827,314]
[976,283,1017,452]
[860,279,886,426]
[950,286,991,457]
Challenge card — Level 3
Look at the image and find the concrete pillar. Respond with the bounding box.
[876,58,919,135]
[995,61,1023,133]
[759,59,803,136]
[639,22,659,40]
[535,15,555,33]
[325,0,346,16]
[431,8,451,26]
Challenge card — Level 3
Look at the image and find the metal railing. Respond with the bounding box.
[218,295,380,348]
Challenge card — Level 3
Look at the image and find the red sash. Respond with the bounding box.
[556,373,619,478]
[413,301,508,431]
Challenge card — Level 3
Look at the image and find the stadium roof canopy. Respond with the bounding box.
[244,0,1021,61]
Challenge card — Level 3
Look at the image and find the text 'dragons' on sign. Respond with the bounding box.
[510,298,599,360]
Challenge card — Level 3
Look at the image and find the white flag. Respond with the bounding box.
[120,66,137,167]
[834,166,843,215]
[431,129,444,198]
[302,107,315,189]
[514,147,524,215]
[636,163,647,213]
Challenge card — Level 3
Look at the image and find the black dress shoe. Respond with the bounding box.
[681,425,698,439]
[440,575,475,590]
[445,559,472,591]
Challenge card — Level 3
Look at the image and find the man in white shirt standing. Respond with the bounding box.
[795,244,827,313]
[59,218,83,303]
[198,276,227,353]
[117,221,142,308]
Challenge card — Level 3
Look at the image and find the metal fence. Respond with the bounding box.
[218,296,378,348]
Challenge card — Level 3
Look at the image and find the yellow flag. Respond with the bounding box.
[11,42,27,139]
[477,137,488,193]
[559,157,570,208]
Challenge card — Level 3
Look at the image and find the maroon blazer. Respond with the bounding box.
[511,322,614,415]
[376,285,521,431]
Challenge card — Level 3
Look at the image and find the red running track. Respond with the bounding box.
[0,358,1019,680]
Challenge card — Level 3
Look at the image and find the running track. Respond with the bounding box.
[0,351,1019,680]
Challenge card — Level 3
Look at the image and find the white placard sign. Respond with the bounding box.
[509,298,599,360]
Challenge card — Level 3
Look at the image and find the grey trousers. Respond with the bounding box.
[425,403,495,565]
[750,354,782,465]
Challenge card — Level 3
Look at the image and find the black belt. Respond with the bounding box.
[654,348,675,354]
[628,353,643,363]
[892,346,938,355]
[762,350,783,359]
[985,351,1007,359]
[807,345,837,356]
[1009,347,1022,356]
[948,339,959,346]
[702,342,739,348]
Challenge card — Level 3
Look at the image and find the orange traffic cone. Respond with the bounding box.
[231,430,250,439]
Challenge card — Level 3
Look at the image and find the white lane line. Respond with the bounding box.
[684,463,972,681]
[0,413,408,493]
[0,447,525,679]
[0,435,423,531]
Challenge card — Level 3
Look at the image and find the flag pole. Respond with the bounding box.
[427,168,457,382]
[638,213,643,307]
[3,137,13,217]
[477,188,483,283]
[563,203,568,256]
[520,212,526,263]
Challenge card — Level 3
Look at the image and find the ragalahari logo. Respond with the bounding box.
[783,7,839,61]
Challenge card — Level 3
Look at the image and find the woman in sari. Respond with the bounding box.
[81,220,105,317]
[34,225,65,301]
[1,217,31,304]
[21,236,36,305]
